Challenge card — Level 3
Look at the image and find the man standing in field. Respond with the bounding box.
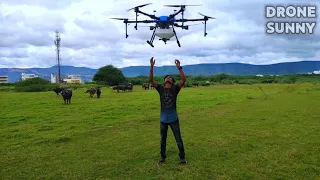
[149,57,187,165]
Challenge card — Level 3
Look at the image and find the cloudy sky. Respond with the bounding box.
[0,0,319,69]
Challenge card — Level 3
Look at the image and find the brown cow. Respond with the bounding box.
[142,83,150,90]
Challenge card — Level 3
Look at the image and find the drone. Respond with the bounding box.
[111,3,216,47]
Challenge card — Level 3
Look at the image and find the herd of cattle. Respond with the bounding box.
[52,82,199,105]
[52,83,134,105]
[53,87,101,105]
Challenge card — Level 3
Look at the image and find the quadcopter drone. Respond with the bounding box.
[111,3,216,47]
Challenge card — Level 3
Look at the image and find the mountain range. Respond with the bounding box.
[0,61,319,83]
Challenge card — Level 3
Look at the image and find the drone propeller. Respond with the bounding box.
[164,4,202,7]
[127,3,152,11]
[198,13,216,19]
[110,18,129,20]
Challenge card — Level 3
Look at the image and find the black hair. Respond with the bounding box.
[164,75,175,83]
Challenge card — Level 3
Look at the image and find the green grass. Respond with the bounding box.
[1,83,319,179]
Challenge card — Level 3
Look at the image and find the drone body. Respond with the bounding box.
[111,3,215,47]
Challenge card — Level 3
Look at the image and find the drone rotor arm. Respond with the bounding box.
[135,9,160,20]
[125,20,156,23]
[168,8,184,19]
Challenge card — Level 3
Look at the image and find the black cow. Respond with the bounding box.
[125,83,133,92]
[85,88,96,98]
[116,85,126,92]
[192,83,199,87]
[53,87,64,96]
[96,88,101,98]
[61,89,72,105]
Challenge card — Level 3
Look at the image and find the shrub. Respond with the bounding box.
[14,77,54,92]
[201,82,210,86]
[15,84,56,92]
[15,77,50,87]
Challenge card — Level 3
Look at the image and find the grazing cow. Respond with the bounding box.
[85,88,96,98]
[61,89,72,105]
[150,84,154,89]
[125,83,133,92]
[142,83,150,90]
[96,88,101,98]
[111,86,118,91]
[53,87,64,96]
[116,85,126,92]
[192,82,199,87]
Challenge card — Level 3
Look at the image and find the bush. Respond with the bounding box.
[15,84,56,92]
[183,81,193,87]
[0,83,14,86]
[201,83,210,86]
[14,77,54,92]
[221,79,235,84]
[15,77,50,87]
[84,81,97,84]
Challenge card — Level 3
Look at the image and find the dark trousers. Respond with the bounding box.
[160,119,185,159]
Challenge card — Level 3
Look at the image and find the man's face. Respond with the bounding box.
[165,76,173,84]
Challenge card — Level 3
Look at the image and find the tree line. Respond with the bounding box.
[1,65,319,92]
[91,65,320,86]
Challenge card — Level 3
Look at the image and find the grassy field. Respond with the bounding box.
[1,83,319,179]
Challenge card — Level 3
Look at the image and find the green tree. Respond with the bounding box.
[14,77,54,92]
[15,77,50,87]
[93,65,126,85]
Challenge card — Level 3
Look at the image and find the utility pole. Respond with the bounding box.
[54,30,61,84]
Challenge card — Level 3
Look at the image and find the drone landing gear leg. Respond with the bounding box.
[172,26,181,47]
[147,28,156,48]
[204,20,207,37]
[125,23,129,38]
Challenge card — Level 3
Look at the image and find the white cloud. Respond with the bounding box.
[0,0,319,68]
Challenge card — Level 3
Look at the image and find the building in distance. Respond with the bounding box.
[0,75,8,83]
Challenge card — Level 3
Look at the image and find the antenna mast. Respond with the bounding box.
[54,30,61,84]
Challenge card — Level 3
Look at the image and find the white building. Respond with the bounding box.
[51,73,57,83]
[0,75,8,83]
[256,74,263,77]
[67,74,81,79]
[21,73,38,81]
[313,70,320,74]
[63,74,82,84]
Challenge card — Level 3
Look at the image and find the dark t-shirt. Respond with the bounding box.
[155,84,181,123]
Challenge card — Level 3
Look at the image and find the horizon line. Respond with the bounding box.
[0,60,319,69]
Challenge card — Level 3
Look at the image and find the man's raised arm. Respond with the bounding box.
[175,59,187,88]
[149,57,158,88]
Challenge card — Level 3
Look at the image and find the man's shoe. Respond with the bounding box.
[180,158,187,165]
[159,157,166,164]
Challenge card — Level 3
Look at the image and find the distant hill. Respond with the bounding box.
[0,61,319,83]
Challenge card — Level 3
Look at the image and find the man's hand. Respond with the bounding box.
[150,57,155,67]
[175,59,181,68]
